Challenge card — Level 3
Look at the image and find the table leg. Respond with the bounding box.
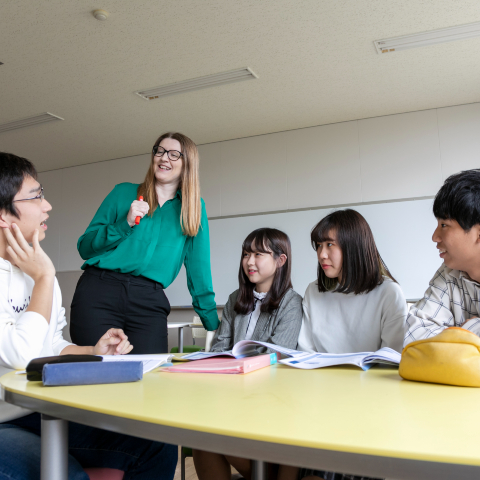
[251,460,268,480]
[41,414,68,480]
[178,326,184,353]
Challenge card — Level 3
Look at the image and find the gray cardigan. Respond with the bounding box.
[210,288,303,353]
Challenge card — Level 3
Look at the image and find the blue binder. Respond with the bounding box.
[42,361,143,386]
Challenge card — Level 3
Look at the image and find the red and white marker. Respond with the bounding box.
[135,196,144,225]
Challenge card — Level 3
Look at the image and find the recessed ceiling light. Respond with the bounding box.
[374,21,480,54]
[0,112,64,134]
[135,67,258,100]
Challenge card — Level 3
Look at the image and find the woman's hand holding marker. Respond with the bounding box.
[127,196,149,227]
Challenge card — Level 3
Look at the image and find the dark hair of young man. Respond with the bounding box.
[433,169,480,231]
[234,228,293,315]
[0,152,37,218]
[311,209,397,295]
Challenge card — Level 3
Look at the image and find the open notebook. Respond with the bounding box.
[183,340,400,371]
[278,347,400,370]
[182,339,302,361]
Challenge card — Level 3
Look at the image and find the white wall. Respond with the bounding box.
[167,197,439,306]
[39,102,480,308]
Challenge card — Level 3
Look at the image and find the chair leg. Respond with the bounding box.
[181,446,186,480]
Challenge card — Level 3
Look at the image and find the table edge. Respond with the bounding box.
[4,389,480,480]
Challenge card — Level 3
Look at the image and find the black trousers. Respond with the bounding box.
[70,267,170,354]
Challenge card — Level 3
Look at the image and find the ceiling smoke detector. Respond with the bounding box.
[92,9,109,21]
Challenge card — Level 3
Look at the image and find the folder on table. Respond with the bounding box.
[161,353,277,374]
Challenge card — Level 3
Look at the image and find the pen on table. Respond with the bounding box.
[135,196,143,225]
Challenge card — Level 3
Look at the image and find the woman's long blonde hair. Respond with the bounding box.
[138,132,201,236]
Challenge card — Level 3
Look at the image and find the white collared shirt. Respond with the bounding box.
[245,290,267,340]
[404,264,480,346]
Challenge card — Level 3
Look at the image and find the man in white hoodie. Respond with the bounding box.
[0,152,177,479]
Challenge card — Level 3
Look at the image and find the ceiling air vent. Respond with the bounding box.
[135,67,258,100]
[0,112,64,134]
[374,21,480,54]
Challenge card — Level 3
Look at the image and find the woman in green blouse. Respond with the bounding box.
[70,132,219,354]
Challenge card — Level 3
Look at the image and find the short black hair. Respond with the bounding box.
[433,169,480,232]
[311,209,397,295]
[0,152,37,218]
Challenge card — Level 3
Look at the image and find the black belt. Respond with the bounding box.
[85,266,164,289]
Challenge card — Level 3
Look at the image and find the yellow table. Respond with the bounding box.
[2,364,480,480]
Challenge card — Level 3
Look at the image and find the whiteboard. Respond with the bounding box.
[165,198,442,306]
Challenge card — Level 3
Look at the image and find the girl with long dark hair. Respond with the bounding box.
[298,208,406,356]
[193,227,302,480]
[287,209,406,480]
[210,227,302,353]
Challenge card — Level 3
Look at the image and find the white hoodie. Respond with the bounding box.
[0,257,72,422]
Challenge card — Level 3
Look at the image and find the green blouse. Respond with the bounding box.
[77,183,219,331]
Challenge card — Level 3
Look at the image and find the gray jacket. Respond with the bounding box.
[210,288,303,353]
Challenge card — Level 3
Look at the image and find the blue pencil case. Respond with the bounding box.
[42,361,143,386]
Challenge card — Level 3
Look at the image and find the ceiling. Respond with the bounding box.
[1,0,480,172]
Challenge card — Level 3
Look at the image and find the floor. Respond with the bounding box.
[173,453,198,480]
[173,448,240,480]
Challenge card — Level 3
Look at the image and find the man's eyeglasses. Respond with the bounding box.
[13,186,44,203]
[152,145,183,161]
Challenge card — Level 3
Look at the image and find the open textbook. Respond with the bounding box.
[182,340,301,361]
[182,340,400,371]
[278,347,400,371]
[101,354,173,373]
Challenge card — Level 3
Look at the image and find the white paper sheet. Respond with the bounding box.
[101,354,173,373]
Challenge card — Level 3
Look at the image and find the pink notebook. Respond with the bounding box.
[162,353,277,374]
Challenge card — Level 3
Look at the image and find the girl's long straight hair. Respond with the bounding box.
[234,228,293,315]
[311,209,397,294]
[137,132,201,236]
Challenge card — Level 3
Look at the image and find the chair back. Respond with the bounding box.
[192,316,207,340]
[193,314,221,352]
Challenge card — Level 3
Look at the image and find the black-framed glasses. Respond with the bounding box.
[13,186,44,203]
[152,145,183,161]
